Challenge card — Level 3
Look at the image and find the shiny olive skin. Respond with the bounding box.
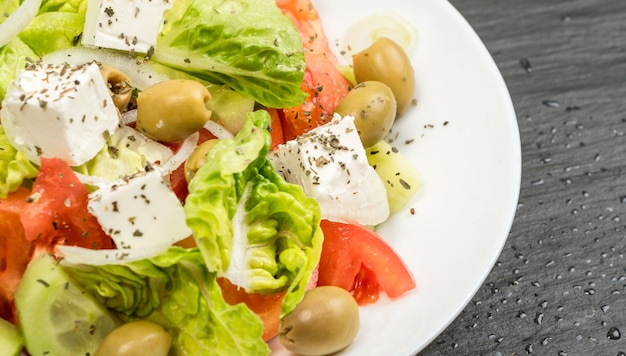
[136,79,212,142]
[100,63,133,111]
[278,286,360,356]
[335,81,397,148]
[94,320,172,356]
[352,37,416,115]
[184,138,219,182]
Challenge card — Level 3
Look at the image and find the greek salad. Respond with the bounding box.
[0,0,421,354]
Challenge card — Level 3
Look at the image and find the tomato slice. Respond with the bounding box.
[276,0,352,140]
[0,187,34,323]
[20,157,114,250]
[317,220,416,305]
[217,278,285,341]
[265,108,285,150]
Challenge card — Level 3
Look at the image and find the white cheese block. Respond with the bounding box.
[88,166,192,253]
[269,114,390,226]
[82,0,172,54]
[0,62,120,166]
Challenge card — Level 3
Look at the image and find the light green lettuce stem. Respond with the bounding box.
[62,247,271,356]
[154,0,307,109]
[185,110,322,317]
[0,125,38,198]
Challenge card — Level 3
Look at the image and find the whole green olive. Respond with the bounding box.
[94,320,172,356]
[278,286,360,356]
[352,37,416,115]
[184,138,219,182]
[335,81,397,148]
[99,63,133,112]
[136,79,212,142]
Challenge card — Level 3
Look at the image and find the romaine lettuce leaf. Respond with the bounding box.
[62,247,271,356]
[185,110,322,317]
[18,12,84,57]
[1,0,19,24]
[0,37,36,102]
[0,125,38,198]
[153,0,307,109]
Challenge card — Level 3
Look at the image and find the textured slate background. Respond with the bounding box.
[421,1,626,355]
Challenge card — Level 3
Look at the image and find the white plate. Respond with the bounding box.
[270,0,521,354]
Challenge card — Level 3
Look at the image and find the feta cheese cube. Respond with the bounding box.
[82,0,172,54]
[88,166,192,252]
[0,62,120,166]
[269,114,390,226]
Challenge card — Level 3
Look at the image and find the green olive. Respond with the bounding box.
[136,79,212,142]
[100,63,133,112]
[94,320,172,356]
[184,138,219,182]
[335,81,397,148]
[353,37,416,115]
[278,286,360,356]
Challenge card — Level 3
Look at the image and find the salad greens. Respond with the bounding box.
[61,247,271,355]
[185,110,323,317]
[0,125,37,198]
[0,37,35,101]
[154,0,307,109]
[0,0,306,109]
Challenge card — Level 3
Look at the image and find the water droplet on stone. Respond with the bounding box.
[584,288,596,295]
[608,327,621,340]
[535,312,544,325]
[542,99,560,108]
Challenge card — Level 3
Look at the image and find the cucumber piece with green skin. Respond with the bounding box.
[14,253,120,356]
[366,140,420,214]
[0,317,24,356]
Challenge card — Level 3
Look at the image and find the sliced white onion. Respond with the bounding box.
[73,171,113,189]
[160,131,198,174]
[42,47,171,90]
[0,0,42,48]
[56,243,172,266]
[121,109,137,125]
[204,119,234,140]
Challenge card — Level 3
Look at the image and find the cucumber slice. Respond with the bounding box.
[14,253,120,356]
[0,317,24,356]
[366,140,420,214]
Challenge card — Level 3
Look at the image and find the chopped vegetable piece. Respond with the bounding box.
[317,220,416,304]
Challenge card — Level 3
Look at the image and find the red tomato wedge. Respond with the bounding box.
[19,157,114,250]
[276,0,352,140]
[1,158,115,323]
[217,278,285,341]
[317,220,416,305]
[265,108,285,150]
[0,187,34,323]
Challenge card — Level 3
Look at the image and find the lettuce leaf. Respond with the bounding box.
[185,110,322,317]
[18,12,84,57]
[62,247,271,356]
[0,125,38,198]
[1,0,19,24]
[154,0,307,109]
[0,37,36,102]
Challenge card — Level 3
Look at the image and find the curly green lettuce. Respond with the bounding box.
[62,247,271,356]
[185,110,322,317]
[0,125,38,198]
[154,0,307,109]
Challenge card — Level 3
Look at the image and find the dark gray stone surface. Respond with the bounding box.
[421,1,626,355]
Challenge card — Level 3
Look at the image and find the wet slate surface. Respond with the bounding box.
[421,1,626,355]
